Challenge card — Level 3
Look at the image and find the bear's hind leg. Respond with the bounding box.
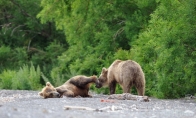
[135,77,145,96]
[122,84,131,93]
[63,90,74,97]
[56,88,74,97]
[136,86,145,96]
[70,76,96,89]
[122,79,132,93]
[109,81,116,94]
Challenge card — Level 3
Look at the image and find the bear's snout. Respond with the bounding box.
[53,92,60,98]
[95,81,102,88]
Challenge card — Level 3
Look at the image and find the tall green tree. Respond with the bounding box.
[131,0,196,98]
[38,0,157,77]
[0,0,66,76]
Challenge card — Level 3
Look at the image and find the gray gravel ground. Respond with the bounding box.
[0,90,196,118]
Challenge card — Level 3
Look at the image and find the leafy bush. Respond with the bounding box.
[0,46,28,72]
[0,63,42,90]
[131,0,196,98]
[113,49,130,60]
[50,70,67,87]
[0,70,16,89]
[0,46,11,71]
[0,0,66,87]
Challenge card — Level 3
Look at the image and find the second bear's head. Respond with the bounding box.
[96,67,108,88]
[38,82,60,99]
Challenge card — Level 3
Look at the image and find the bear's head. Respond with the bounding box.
[96,67,108,88]
[38,82,60,99]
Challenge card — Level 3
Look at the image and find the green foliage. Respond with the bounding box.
[37,0,157,96]
[0,0,66,79]
[0,46,10,59]
[131,0,196,98]
[50,71,67,87]
[91,85,109,95]
[0,46,11,71]
[31,41,65,82]
[0,0,196,99]
[114,49,131,60]
[0,63,42,90]
[38,0,157,78]
[0,46,28,71]
[0,70,16,89]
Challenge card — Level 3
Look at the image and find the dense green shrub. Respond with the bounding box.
[0,70,16,89]
[0,46,11,71]
[0,63,42,90]
[31,41,66,83]
[0,0,66,84]
[131,0,196,98]
[0,46,28,72]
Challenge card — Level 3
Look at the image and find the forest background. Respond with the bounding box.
[0,0,196,99]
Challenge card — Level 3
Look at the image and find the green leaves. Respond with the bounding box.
[38,0,156,78]
[131,0,196,98]
[0,70,16,89]
[1,0,195,98]
[0,63,42,90]
[0,0,66,83]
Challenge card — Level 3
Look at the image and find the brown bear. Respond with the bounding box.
[95,60,145,96]
[39,75,98,98]
[38,82,60,98]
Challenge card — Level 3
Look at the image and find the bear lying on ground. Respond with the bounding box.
[39,75,98,98]
[95,60,145,96]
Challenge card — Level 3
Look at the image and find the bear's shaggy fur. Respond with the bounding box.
[95,60,145,96]
[39,75,98,98]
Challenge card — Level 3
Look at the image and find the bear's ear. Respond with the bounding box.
[102,67,108,74]
[38,92,43,96]
[46,82,51,86]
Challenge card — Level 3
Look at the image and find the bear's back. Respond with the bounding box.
[108,60,143,82]
[119,60,143,75]
[108,60,139,72]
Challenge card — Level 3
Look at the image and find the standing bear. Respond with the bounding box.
[95,60,145,96]
[39,75,98,98]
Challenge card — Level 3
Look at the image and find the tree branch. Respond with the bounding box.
[10,0,31,17]
[11,24,26,36]
[113,27,124,39]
